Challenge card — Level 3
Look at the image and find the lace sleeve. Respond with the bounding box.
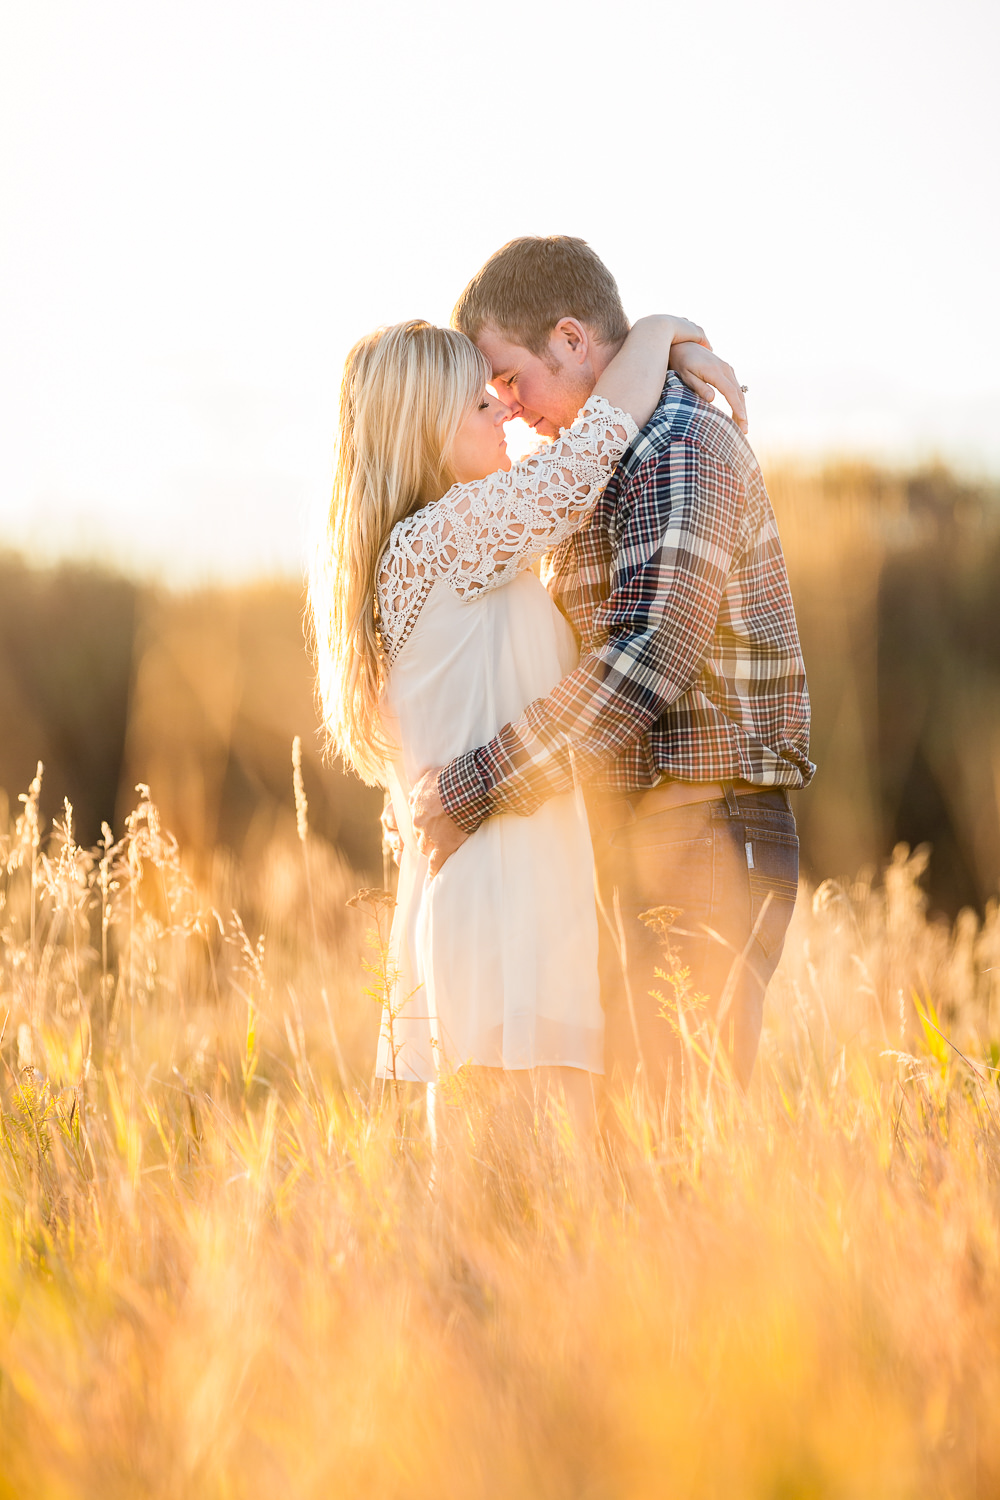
[378,395,638,662]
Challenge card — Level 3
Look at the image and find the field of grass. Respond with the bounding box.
[1,760,999,1498]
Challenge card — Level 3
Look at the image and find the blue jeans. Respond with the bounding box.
[591,787,798,1095]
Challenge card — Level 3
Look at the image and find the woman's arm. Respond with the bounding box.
[593,314,707,429]
[382,396,641,616]
[424,316,709,591]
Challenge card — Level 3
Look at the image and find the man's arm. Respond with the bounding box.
[412,439,747,857]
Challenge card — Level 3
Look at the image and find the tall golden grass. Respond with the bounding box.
[2,758,999,1497]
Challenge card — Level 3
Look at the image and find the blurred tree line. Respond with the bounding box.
[1,462,999,915]
[0,564,383,877]
[768,462,1000,914]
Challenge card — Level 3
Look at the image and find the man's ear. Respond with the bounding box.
[549,317,591,366]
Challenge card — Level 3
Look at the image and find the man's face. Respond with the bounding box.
[474,323,597,439]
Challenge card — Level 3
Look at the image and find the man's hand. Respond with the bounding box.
[380,796,404,867]
[409,768,470,878]
[669,343,748,434]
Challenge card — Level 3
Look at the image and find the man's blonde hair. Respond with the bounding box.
[452,235,630,357]
[308,320,489,784]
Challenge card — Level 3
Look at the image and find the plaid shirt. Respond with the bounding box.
[439,373,814,832]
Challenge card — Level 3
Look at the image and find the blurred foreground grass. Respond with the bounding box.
[2,763,1000,1498]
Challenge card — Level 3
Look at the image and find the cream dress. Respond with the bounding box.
[374,396,638,1082]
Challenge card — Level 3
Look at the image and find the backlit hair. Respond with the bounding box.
[452,235,630,357]
[309,320,489,784]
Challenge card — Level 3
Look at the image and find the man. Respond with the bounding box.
[410,235,814,1100]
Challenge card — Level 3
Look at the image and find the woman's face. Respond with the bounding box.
[449,388,511,484]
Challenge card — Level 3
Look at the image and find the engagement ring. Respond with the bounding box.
[740,385,749,394]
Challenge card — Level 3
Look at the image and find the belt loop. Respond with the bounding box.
[723,782,740,818]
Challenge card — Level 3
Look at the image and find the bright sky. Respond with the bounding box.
[1,0,997,582]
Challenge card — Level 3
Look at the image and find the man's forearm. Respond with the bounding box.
[437,622,714,827]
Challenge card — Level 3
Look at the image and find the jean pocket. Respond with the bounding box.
[608,801,715,852]
[746,829,799,960]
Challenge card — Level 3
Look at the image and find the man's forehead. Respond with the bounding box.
[476,326,531,378]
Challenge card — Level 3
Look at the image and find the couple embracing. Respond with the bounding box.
[311,236,813,1131]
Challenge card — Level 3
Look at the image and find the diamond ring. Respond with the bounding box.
[740,385,748,394]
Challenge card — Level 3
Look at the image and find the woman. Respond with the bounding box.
[310,314,705,1122]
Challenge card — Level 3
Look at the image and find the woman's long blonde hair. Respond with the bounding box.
[309,319,490,784]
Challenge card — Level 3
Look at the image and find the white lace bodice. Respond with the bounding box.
[376,395,638,664]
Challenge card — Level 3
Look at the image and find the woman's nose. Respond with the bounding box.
[493,396,512,424]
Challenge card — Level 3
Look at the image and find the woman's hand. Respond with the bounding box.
[669,343,748,434]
